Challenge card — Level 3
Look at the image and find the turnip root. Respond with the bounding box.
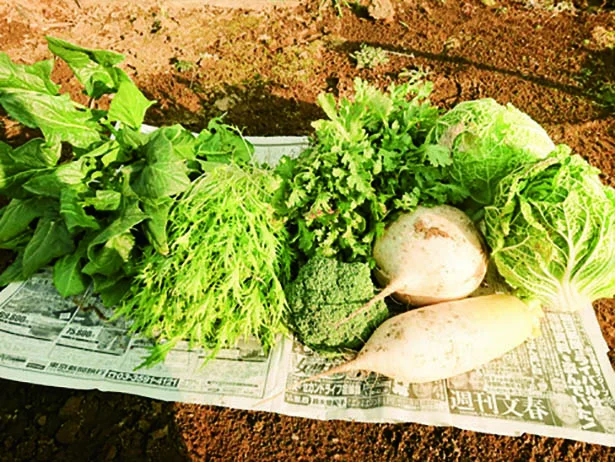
[340,205,488,327]
[255,295,542,407]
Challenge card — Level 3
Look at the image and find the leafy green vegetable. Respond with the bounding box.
[0,197,56,246]
[275,77,467,263]
[114,165,293,367]
[286,255,388,354]
[484,146,615,312]
[0,37,254,305]
[53,242,88,297]
[426,98,556,206]
[23,217,74,277]
[130,131,191,198]
[0,51,102,148]
[46,36,126,98]
[107,80,156,129]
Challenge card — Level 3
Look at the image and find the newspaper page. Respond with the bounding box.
[0,136,614,447]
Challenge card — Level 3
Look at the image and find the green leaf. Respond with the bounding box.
[22,158,91,197]
[0,53,59,94]
[142,197,172,255]
[84,190,122,211]
[0,90,102,148]
[77,139,124,165]
[53,247,89,297]
[46,36,126,98]
[0,254,25,286]
[83,232,135,276]
[131,132,190,198]
[107,80,155,129]
[22,217,75,277]
[195,119,253,165]
[9,138,61,169]
[317,93,338,121]
[60,189,100,232]
[158,124,198,160]
[0,197,58,245]
[115,126,150,150]
[92,274,131,307]
[0,139,60,195]
[0,51,103,148]
[133,162,190,199]
[86,199,146,264]
[424,144,452,167]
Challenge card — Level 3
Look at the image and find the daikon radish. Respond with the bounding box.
[337,294,541,383]
[255,295,541,407]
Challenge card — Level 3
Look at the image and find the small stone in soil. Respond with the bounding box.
[138,419,151,432]
[55,420,82,445]
[151,425,169,440]
[368,0,395,23]
[59,396,84,419]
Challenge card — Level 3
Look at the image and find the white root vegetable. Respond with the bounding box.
[255,294,542,407]
[337,294,542,383]
[339,205,488,327]
[375,204,488,305]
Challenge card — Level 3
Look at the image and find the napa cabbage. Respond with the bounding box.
[427,98,556,205]
[484,147,615,312]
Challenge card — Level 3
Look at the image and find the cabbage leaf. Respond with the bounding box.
[428,98,556,205]
[484,147,615,312]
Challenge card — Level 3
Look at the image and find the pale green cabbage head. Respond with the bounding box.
[427,98,556,205]
[484,147,615,312]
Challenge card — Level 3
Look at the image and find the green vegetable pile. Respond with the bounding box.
[0,37,251,307]
[274,76,468,264]
[484,146,615,313]
[114,165,293,366]
[2,38,615,367]
[426,98,556,206]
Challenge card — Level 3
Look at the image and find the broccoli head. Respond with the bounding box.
[286,255,389,354]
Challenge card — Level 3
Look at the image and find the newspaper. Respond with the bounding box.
[0,136,614,447]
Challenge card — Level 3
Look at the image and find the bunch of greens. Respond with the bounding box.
[426,98,556,206]
[114,165,293,367]
[286,255,388,355]
[0,37,252,305]
[274,77,468,264]
[484,146,615,312]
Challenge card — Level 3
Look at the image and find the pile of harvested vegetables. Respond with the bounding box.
[1,38,614,384]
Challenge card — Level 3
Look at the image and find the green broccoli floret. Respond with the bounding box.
[286,255,389,354]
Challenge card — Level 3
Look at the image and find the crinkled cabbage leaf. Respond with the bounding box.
[428,98,556,205]
[484,147,615,311]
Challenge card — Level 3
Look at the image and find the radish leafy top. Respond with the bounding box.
[274,76,469,264]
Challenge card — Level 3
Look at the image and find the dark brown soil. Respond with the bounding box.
[1,0,614,460]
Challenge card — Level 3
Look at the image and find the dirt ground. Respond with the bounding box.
[1,0,615,460]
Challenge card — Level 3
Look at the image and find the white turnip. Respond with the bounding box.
[340,205,488,326]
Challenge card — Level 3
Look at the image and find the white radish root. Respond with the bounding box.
[338,205,488,328]
[255,294,542,408]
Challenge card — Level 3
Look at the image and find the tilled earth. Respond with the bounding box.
[0,0,614,460]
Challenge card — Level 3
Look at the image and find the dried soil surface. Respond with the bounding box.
[1,0,615,460]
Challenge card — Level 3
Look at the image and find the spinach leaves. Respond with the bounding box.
[0,37,252,305]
